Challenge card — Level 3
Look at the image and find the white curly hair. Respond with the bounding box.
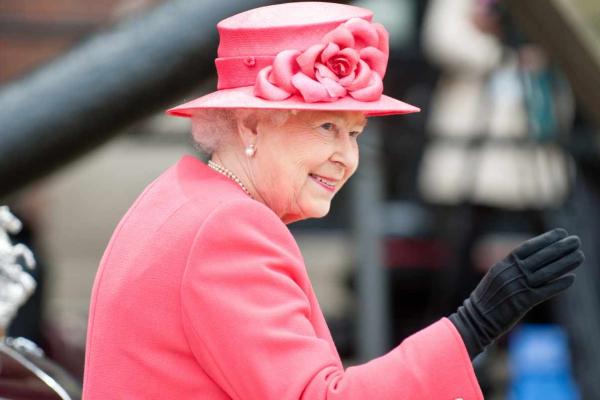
[190,109,294,155]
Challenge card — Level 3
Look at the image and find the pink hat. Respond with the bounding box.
[167,2,420,118]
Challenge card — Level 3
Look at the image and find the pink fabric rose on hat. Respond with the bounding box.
[254,18,389,103]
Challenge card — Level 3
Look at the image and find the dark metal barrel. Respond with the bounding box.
[0,0,272,198]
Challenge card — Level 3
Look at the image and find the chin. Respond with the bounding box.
[304,200,331,219]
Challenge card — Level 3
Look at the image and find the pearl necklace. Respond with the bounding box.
[208,160,253,199]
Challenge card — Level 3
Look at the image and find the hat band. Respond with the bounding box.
[215,56,275,89]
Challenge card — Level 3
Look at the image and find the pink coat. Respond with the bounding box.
[83,155,483,399]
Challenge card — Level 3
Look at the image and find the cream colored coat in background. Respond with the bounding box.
[419,0,573,209]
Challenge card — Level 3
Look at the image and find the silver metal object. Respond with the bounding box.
[6,336,45,358]
[1,339,74,400]
[0,206,37,331]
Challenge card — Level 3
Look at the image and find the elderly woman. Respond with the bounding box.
[82,2,583,399]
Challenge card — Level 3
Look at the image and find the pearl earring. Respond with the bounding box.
[245,144,256,157]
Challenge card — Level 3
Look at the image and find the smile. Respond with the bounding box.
[309,173,337,192]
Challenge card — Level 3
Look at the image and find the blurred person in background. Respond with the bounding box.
[419,0,576,317]
[82,2,583,399]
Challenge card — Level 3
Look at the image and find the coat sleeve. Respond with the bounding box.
[180,199,483,400]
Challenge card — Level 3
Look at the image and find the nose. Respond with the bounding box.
[330,132,359,172]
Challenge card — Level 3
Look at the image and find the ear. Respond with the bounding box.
[235,110,260,147]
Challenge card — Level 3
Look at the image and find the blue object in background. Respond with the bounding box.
[508,324,580,400]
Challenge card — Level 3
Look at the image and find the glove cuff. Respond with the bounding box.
[448,303,486,360]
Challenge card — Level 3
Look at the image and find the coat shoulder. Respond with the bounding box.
[199,197,300,255]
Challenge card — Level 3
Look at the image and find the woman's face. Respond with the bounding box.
[250,110,366,224]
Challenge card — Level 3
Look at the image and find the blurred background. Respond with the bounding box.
[1,0,599,398]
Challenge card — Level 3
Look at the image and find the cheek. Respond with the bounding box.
[289,140,331,175]
[259,153,309,202]
[352,145,360,169]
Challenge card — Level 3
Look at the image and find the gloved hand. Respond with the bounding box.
[449,228,584,359]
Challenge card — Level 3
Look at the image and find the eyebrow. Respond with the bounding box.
[329,116,367,131]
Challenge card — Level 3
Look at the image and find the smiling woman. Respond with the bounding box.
[81,3,479,399]
[202,109,365,223]
[82,2,583,399]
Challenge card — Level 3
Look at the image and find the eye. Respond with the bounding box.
[320,122,335,131]
[350,130,362,138]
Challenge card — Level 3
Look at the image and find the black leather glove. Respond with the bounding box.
[449,228,584,359]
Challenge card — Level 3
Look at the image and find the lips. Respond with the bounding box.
[309,173,338,192]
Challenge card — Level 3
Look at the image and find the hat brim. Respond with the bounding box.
[167,86,419,118]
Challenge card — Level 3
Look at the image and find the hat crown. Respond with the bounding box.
[167,2,420,118]
[217,2,373,57]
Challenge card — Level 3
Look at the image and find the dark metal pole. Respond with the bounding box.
[0,0,273,198]
[351,118,390,360]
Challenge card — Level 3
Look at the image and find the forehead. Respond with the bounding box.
[290,110,367,128]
